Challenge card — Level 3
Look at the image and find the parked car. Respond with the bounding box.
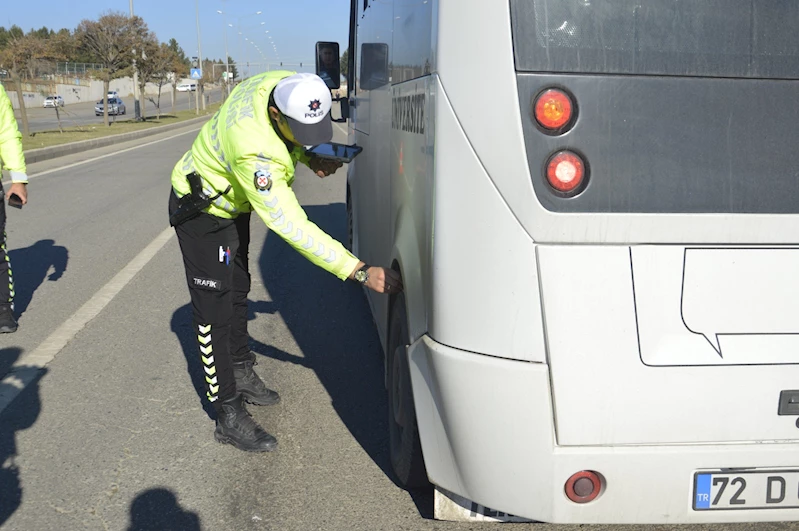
[177,83,197,92]
[95,97,126,116]
[43,95,64,108]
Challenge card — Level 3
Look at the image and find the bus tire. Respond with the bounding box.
[387,292,429,489]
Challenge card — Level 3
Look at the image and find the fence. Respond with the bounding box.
[1,75,173,109]
[211,61,316,82]
[2,60,105,82]
[55,62,105,76]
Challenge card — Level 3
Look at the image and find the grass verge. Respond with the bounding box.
[22,103,221,152]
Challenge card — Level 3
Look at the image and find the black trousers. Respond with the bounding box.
[169,190,254,410]
[0,183,13,310]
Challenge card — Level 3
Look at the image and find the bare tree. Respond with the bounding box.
[141,43,174,120]
[132,30,158,120]
[76,11,145,127]
[169,52,189,114]
[0,35,47,136]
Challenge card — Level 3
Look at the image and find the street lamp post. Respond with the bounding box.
[130,0,140,120]
[217,4,230,96]
[217,9,262,83]
[195,0,204,112]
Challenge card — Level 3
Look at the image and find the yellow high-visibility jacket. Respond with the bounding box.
[171,71,359,280]
[0,84,28,183]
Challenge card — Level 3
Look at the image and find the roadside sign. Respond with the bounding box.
[190,68,202,80]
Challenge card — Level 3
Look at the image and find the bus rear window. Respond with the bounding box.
[511,0,799,79]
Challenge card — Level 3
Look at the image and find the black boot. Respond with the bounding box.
[232,359,280,406]
[214,394,277,452]
[0,306,18,334]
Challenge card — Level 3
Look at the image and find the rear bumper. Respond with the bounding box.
[408,334,799,524]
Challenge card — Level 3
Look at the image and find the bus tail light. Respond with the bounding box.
[534,88,575,133]
[546,150,587,196]
[565,470,603,504]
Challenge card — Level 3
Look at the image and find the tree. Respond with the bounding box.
[140,42,174,119]
[48,29,77,66]
[166,38,190,68]
[0,34,47,136]
[227,56,238,83]
[0,26,24,49]
[340,48,349,78]
[76,11,144,127]
[168,50,190,113]
[130,29,159,120]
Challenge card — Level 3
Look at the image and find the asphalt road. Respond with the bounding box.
[14,86,223,133]
[0,124,796,530]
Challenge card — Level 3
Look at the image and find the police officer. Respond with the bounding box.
[169,71,402,452]
[0,84,29,333]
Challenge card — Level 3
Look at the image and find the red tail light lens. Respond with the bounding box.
[565,471,603,504]
[546,150,586,195]
[534,89,574,132]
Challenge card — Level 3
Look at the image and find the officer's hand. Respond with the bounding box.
[365,267,403,295]
[6,183,27,205]
[308,156,343,178]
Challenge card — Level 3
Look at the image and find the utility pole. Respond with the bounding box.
[130,0,140,120]
[220,0,230,98]
[195,0,205,111]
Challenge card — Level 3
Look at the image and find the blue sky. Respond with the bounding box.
[2,0,350,66]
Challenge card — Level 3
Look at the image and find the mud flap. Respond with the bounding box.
[434,487,534,523]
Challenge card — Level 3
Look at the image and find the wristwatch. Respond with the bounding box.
[353,264,370,284]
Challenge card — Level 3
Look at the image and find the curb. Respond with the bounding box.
[23,115,212,165]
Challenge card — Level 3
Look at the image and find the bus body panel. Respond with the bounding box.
[352,0,440,353]
[539,245,799,446]
[408,335,556,520]
[410,334,799,524]
[390,77,436,347]
[348,0,799,523]
[351,0,395,349]
[429,75,546,362]
[437,0,799,246]
[517,75,799,215]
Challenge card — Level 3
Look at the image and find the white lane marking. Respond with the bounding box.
[3,127,202,184]
[0,226,175,415]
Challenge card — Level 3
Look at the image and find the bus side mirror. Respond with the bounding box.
[315,41,341,90]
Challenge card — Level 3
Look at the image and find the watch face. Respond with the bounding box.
[354,270,368,283]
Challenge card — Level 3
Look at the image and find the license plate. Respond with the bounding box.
[694,470,799,510]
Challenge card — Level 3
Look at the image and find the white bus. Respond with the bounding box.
[318,0,799,524]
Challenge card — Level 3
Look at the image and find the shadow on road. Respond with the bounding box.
[8,239,68,317]
[254,203,430,508]
[127,487,201,531]
[0,347,46,527]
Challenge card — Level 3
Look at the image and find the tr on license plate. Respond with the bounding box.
[694,470,799,510]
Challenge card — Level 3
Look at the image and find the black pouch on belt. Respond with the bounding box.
[169,172,230,227]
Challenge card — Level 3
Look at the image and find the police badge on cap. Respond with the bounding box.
[254,169,272,191]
